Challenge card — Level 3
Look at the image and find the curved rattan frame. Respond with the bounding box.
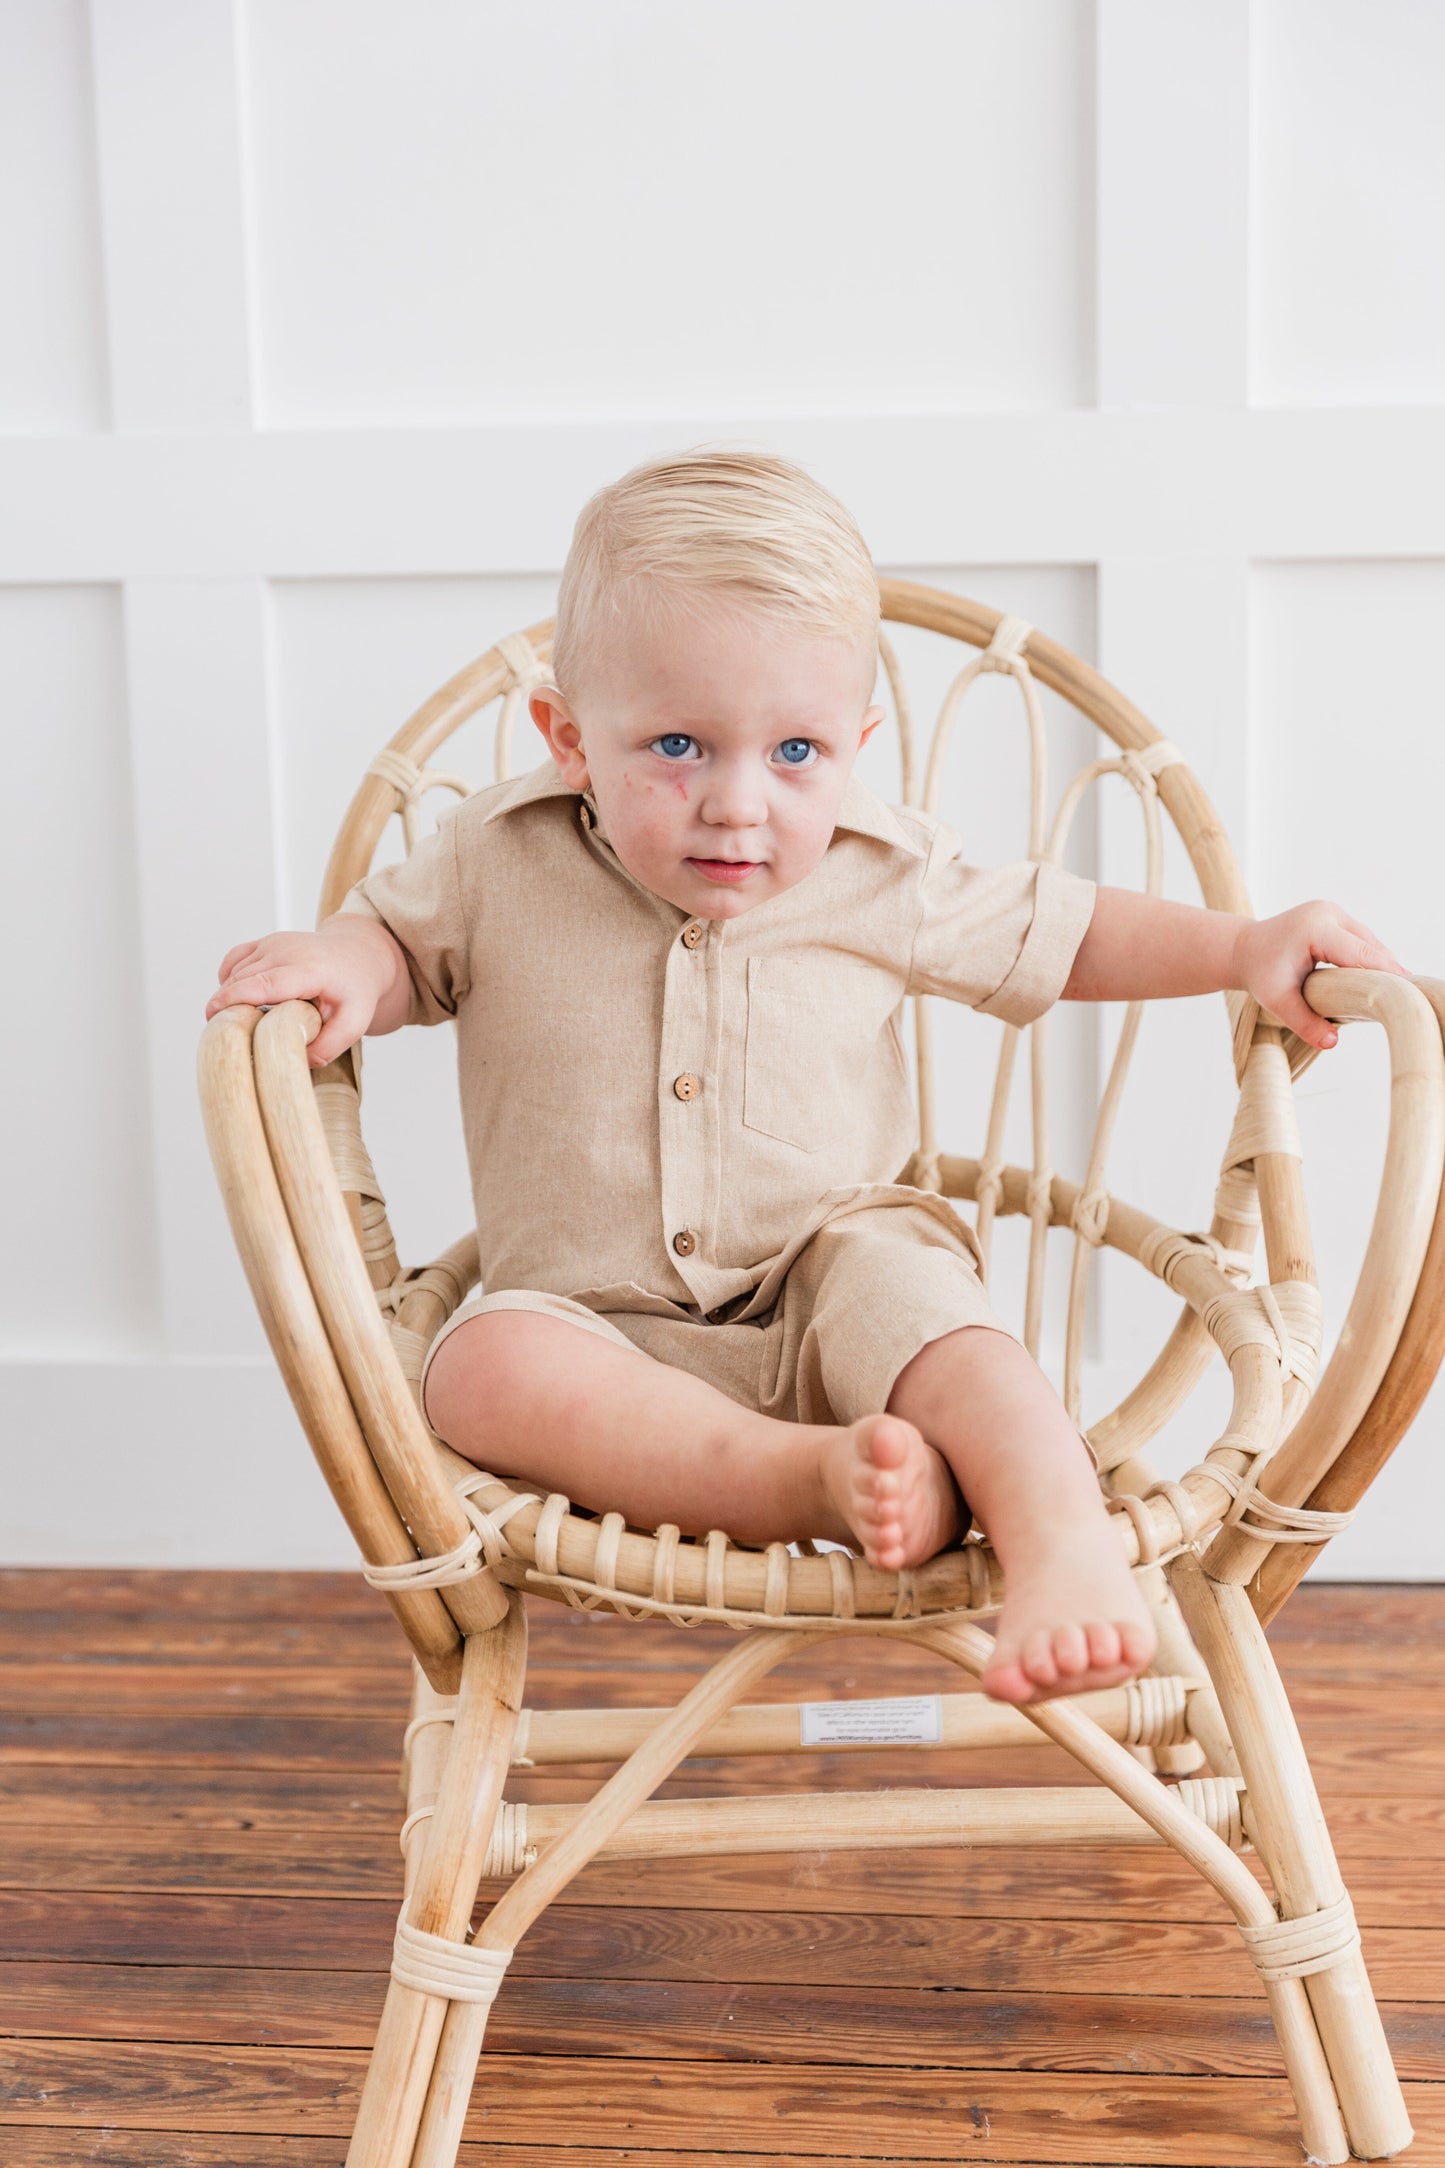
[197,582,1445,2165]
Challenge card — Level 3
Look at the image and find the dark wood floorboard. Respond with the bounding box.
[0,1572,1440,2164]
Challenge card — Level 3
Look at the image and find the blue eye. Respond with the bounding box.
[775,738,817,767]
[651,734,697,761]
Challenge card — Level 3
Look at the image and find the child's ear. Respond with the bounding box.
[858,704,887,746]
[530,686,591,790]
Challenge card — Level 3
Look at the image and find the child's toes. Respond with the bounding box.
[868,1417,915,1471]
[1020,1628,1060,1690]
[980,1643,1034,1703]
[1051,1624,1091,1679]
[1085,1620,1123,1673]
[1119,1619,1156,1671]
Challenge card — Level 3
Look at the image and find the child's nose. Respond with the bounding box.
[700,765,769,829]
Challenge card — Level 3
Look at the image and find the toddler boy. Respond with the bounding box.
[208,449,1400,1704]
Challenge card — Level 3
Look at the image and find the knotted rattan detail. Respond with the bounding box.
[391,1917,513,2003]
[1136,1225,1255,1288]
[1238,1893,1363,1983]
[1173,1775,1248,1853]
[1205,1480,1358,1545]
[366,748,472,856]
[400,1792,537,1877]
[361,1526,484,1594]
[1121,1672,1192,1747]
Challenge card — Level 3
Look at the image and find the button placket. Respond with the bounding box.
[659,917,716,1300]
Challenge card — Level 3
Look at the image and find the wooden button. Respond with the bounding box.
[578,803,592,831]
[680,920,705,949]
[672,1229,697,1257]
[673,1073,701,1101]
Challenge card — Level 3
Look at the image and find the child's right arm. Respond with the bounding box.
[205,914,413,1068]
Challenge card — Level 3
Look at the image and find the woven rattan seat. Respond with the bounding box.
[198,581,1445,2165]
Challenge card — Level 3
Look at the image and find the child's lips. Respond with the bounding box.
[688,857,762,884]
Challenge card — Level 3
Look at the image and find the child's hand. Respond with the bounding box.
[205,916,409,1067]
[1234,902,1406,1051]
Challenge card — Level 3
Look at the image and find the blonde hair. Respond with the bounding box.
[551,445,880,700]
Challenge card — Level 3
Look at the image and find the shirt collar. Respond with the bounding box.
[831,768,922,853]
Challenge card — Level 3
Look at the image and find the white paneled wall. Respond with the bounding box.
[3,0,1444,1574]
[243,1,1093,423]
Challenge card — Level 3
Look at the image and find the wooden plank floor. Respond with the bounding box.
[0,1572,1441,2166]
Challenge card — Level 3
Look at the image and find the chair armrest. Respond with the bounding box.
[199,1003,475,1682]
[1205,967,1445,1597]
[210,999,506,1637]
[1250,972,1445,1618]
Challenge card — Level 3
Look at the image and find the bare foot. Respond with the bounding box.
[981,1536,1156,1706]
[818,1414,961,1571]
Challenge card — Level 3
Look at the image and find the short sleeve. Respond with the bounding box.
[907,824,1096,1027]
[337,813,470,1027]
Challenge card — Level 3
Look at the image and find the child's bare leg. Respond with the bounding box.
[424,1310,960,1565]
[887,1325,1155,1706]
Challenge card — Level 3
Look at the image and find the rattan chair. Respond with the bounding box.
[198,582,1445,2166]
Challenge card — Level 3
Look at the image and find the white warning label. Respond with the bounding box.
[798,1694,944,1747]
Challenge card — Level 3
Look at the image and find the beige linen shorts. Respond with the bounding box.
[420,1194,1015,1431]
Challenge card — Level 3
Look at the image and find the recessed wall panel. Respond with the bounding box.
[0,586,159,1353]
[1252,0,1445,406]
[245,0,1093,425]
[0,0,108,431]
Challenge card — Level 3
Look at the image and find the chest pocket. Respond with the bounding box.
[742,954,897,1155]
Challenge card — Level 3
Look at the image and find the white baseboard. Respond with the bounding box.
[2,1355,1441,1578]
[0,1358,359,1568]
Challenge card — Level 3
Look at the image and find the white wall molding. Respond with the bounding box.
[7,407,1445,584]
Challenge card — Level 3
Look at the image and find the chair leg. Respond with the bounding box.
[1139,1560,1242,1777]
[1172,1554,1414,2162]
[409,1997,497,2166]
[346,1595,528,2168]
[408,1623,817,2165]
[920,1613,1352,2166]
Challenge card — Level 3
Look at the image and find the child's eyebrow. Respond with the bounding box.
[645,716,841,739]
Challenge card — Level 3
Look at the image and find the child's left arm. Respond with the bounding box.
[1061,890,1406,1052]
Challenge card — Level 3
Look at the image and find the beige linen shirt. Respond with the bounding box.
[343,760,1096,1325]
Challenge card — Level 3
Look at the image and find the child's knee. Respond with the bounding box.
[424,1307,552,1434]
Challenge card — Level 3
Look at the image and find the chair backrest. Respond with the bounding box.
[317,580,1263,1438]
[251,576,1445,1639]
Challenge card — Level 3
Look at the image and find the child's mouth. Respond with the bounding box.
[689,858,762,884]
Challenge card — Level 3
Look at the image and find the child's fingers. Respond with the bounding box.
[217,940,260,982]
[1270,979,1340,1051]
[308,1002,368,1067]
[205,964,327,1015]
[1334,914,1406,974]
[205,979,268,1020]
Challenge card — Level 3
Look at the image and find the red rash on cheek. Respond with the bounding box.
[673,778,688,800]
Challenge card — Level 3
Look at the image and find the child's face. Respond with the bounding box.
[530,595,884,919]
